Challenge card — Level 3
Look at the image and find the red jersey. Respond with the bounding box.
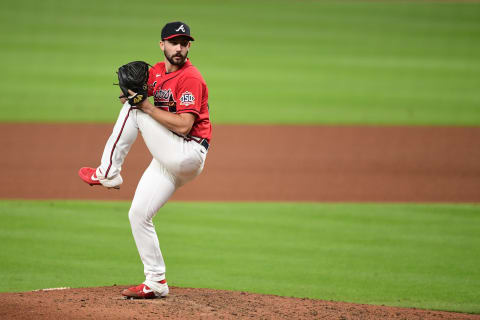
[147,59,211,142]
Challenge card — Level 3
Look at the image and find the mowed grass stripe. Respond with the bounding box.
[0,200,479,313]
[0,0,479,124]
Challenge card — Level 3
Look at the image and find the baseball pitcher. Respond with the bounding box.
[78,21,211,299]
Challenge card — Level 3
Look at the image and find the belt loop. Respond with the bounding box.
[200,139,209,151]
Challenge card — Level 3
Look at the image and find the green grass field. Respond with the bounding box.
[0,200,479,313]
[0,0,479,124]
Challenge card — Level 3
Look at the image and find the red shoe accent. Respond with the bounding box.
[78,167,101,186]
[122,280,168,299]
[122,283,156,299]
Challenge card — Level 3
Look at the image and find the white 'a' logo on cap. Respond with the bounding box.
[175,25,186,32]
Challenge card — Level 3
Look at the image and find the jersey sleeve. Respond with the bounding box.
[147,66,156,97]
[175,77,203,116]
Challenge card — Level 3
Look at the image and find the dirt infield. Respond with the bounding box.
[1,123,480,319]
[1,286,479,320]
[1,123,479,202]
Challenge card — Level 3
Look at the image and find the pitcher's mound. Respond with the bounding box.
[1,286,478,320]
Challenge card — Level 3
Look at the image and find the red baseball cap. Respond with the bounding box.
[161,21,195,41]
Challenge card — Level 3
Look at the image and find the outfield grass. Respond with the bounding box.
[0,200,479,313]
[0,0,479,124]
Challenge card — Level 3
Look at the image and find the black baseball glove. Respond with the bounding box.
[116,61,151,106]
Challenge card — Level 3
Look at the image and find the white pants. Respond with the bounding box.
[97,102,207,281]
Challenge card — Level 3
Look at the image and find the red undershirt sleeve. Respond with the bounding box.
[147,67,156,97]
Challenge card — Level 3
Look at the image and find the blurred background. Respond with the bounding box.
[0,0,479,125]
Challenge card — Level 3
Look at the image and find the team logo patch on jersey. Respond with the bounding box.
[180,91,195,106]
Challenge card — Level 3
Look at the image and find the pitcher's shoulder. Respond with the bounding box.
[182,64,206,83]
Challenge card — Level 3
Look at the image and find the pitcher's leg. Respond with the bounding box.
[97,103,139,180]
[128,159,177,282]
[136,112,205,184]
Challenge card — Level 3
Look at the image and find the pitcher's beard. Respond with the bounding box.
[166,52,188,66]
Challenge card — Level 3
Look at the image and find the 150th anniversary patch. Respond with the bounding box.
[180,91,195,106]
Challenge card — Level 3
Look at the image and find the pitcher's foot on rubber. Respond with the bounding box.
[122,280,168,299]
